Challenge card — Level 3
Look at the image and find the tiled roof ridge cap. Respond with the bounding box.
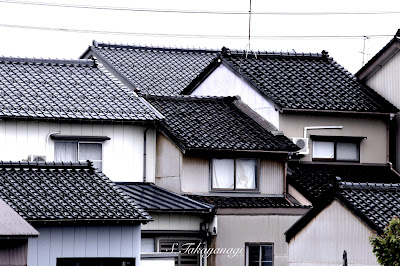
[224,49,332,60]
[0,160,94,170]
[339,181,400,190]
[0,57,97,67]
[142,94,239,102]
[94,41,220,54]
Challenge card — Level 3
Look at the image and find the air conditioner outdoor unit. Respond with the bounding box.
[28,155,46,162]
[290,137,309,155]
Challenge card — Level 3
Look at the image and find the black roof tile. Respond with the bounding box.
[85,42,219,95]
[0,161,151,223]
[0,57,160,122]
[117,182,213,213]
[146,95,299,152]
[222,50,398,113]
[188,195,305,209]
[287,162,400,204]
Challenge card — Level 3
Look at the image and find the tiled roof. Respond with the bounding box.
[117,182,213,213]
[188,195,304,209]
[0,161,151,224]
[285,163,400,240]
[0,57,160,122]
[145,95,299,152]
[83,42,219,95]
[0,198,39,237]
[339,182,400,231]
[287,162,400,204]
[221,50,398,113]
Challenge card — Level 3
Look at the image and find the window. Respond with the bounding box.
[246,244,273,266]
[313,140,360,162]
[159,240,201,266]
[54,142,103,170]
[211,158,258,190]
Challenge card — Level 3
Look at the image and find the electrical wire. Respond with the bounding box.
[0,23,393,40]
[1,0,400,16]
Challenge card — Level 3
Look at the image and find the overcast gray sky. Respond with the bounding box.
[0,0,399,74]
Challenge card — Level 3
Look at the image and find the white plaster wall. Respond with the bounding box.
[192,65,280,129]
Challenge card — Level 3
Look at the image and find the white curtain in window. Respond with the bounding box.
[54,142,78,161]
[79,143,102,170]
[313,141,334,159]
[236,159,256,189]
[337,142,359,161]
[212,159,234,189]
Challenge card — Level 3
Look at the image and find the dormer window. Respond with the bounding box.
[211,158,258,191]
[311,136,364,163]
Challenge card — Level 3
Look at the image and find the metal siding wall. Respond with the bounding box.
[0,120,149,182]
[0,240,28,266]
[259,160,284,194]
[192,65,280,129]
[366,51,400,109]
[214,215,302,266]
[181,156,210,193]
[155,134,182,194]
[27,225,141,266]
[288,201,379,265]
[145,128,157,183]
[141,214,202,231]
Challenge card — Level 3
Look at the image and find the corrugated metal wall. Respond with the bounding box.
[192,65,280,129]
[181,156,210,193]
[214,215,302,266]
[288,201,379,265]
[27,225,141,266]
[0,240,28,266]
[142,214,202,231]
[0,121,155,182]
[259,160,284,194]
[366,51,400,109]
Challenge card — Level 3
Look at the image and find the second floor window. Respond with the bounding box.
[313,140,360,162]
[54,142,103,170]
[211,158,257,191]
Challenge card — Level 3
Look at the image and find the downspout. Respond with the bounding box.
[283,152,293,202]
[45,131,60,160]
[143,127,150,182]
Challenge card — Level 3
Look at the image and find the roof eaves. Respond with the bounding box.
[356,35,400,81]
[182,56,222,95]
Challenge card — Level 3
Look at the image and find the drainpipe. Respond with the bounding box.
[303,125,343,138]
[45,131,60,160]
[143,127,149,182]
[283,152,292,201]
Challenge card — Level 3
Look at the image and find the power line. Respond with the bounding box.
[1,0,400,16]
[0,23,393,40]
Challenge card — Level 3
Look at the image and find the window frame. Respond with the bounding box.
[245,242,274,266]
[312,140,360,163]
[210,158,259,192]
[54,140,104,170]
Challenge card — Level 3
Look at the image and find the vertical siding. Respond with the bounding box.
[259,160,284,194]
[181,156,210,193]
[214,215,302,266]
[155,134,182,194]
[366,51,400,109]
[141,214,203,231]
[145,128,157,183]
[0,240,28,266]
[192,65,280,129]
[0,120,153,182]
[27,225,141,266]
[288,201,379,266]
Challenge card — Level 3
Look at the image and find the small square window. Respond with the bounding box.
[211,158,257,191]
[246,244,273,266]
